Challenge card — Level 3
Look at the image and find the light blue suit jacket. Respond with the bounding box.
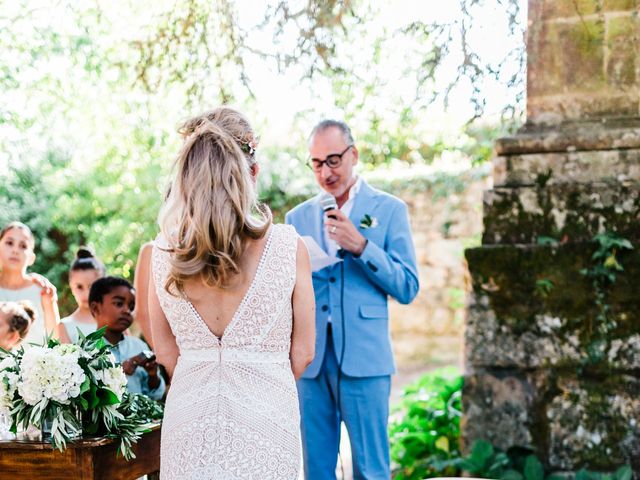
[285,180,419,378]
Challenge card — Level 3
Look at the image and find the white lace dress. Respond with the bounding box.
[152,224,301,479]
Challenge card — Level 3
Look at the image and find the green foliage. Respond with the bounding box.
[534,278,554,298]
[389,368,463,479]
[458,440,511,479]
[389,371,632,480]
[0,145,168,314]
[581,233,634,284]
[439,441,632,480]
[536,236,560,247]
[579,232,633,366]
[105,392,164,459]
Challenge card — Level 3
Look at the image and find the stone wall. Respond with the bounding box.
[464,0,640,474]
[527,0,640,125]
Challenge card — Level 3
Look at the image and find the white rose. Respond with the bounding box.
[95,367,127,400]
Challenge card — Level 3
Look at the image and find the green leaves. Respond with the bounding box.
[85,326,108,342]
[460,440,511,479]
[97,388,120,407]
[613,465,633,480]
[570,465,633,480]
[536,236,559,247]
[462,440,494,471]
[389,368,463,479]
[523,455,544,480]
[534,278,554,297]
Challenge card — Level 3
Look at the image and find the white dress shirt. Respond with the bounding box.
[323,176,362,324]
[323,176,363,258]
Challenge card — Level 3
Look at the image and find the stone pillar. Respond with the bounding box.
[464,0,640,473]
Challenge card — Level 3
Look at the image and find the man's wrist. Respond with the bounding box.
[353,238,368,257]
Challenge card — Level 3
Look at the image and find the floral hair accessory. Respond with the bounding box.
[240,141,256,157]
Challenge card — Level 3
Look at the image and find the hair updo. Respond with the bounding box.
[159,106,271,294]
[70,247,105,276]
[0,301,35,339]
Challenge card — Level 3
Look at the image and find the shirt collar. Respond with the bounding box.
[347,176,362,202]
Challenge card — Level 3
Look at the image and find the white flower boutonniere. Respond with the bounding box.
[359,214,379,229]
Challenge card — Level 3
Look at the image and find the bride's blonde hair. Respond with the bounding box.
[159,107,271,293]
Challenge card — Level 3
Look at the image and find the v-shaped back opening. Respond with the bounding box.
[183,225,275,342]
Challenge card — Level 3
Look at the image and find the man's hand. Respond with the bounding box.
[28,273,58,301]
[325,209,367,256]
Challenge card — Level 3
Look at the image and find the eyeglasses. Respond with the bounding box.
[308,145,353,171]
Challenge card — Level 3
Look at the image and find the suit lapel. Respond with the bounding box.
[348,180,379,233]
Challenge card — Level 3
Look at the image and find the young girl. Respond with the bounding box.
[0,301,35,351]
[59,247,105,344]
[0,222,60,344]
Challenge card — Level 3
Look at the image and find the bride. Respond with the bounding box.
[148,106,315,479]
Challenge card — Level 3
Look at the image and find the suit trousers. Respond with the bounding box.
[297,324,392,480]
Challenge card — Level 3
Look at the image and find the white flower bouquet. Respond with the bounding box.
[0,328,162,459]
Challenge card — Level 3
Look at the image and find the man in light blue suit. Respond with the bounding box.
[286,120,419,479]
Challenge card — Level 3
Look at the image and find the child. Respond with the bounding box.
[0,301,35,351]
[0,222,60,344]
[89,276,165,400]
[60,247,105,344]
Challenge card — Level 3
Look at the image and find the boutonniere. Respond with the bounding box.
[359,214,378,229]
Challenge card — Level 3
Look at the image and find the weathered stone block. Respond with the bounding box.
[528,93,640,125]
[527,3,640,124]
[467,0,640,475]
[462,369,542,451]
[465,244,640,369]
[463,369,640,472]
[606,16,639,87]
[603,0,638,11]
[539,0,600,19]
[546,375,640,471]
[482,183,640,244]
[529,19,605,98]
[495,120,640,155]
[493,149,640,187]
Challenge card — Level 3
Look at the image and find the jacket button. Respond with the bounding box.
[329,277,336,283]
[321,305,329,312]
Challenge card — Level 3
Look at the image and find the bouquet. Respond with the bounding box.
[0,327,163,459]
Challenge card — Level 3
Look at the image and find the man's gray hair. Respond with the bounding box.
[309,119,355,146]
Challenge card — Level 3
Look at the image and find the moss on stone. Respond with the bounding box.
[483,183,640,244]
[465,243,639,369]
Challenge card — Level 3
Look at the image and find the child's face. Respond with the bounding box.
[91,286,135,334]
[70,269,102,310]
[0,311,20,351]
[0,228,35,272]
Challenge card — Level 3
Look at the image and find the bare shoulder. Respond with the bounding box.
[137,241,154,260]
[140,241,154,253]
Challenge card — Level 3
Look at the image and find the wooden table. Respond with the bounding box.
[0,425,161,480]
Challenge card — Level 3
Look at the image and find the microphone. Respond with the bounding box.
[320,193,338,220]
[321,193,344,256]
